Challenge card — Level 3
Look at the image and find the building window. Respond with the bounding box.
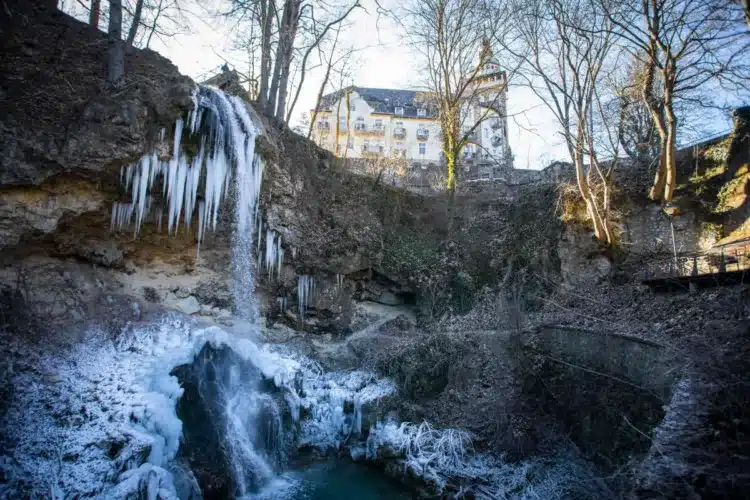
[350,101,356,111]
[394,106,404,116]
[419,143,426,155]
[417,108,426,117]
[374,119,383,130]
[484,128,489,138]
[347,138,354,149]
[339,118,347,130]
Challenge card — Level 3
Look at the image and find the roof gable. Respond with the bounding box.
[316,86,439,119]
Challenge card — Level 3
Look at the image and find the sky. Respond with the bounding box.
[59,0,736,171]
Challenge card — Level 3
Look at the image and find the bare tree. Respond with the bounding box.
[126,0,145,47]
[228,0,362,123]
[126,0,192,49]
[108,0,125,88]
[307,29,342,138]
[612,55,661,161]
[502,0,619,244]
[307,39,359,142]
[90,0,101,29]
[407,0,513,196]
[600,0,749,202]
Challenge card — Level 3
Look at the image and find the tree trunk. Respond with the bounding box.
[640,46,671,202]
[649,136,668,201]
[89,0,101,29]
[343,91,352,159]
[743,0,750,28]
[572,132,606,243]
[267,0,293,116]
[275,2,301,120]
[108,0,125,89]
[126,0,144,48]
[663,112,678,202]
[258,0,273,109]
[575,163,606,242]
[446,153,457,192]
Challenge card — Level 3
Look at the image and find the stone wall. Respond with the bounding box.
[534,325,678,399]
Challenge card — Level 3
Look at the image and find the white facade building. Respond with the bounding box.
[310,51,512,182]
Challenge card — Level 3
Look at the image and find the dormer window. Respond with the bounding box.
[417,108,426,117]
[394,107,404,116]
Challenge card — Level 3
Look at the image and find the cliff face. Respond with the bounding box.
[0,2,194,187]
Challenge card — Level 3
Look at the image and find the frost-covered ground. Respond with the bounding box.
[0,314,395,498]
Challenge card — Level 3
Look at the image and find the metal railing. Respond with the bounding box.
[644,242,750,280]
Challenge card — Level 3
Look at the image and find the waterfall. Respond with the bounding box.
[112,85,264,320]
[97,85,402,498]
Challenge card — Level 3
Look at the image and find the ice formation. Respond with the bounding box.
[0,317,398,498]
[297,275,315,319]
[111,86,263,252]
[263,230,284,280]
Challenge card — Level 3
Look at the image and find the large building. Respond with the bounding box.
[310,50,512,184]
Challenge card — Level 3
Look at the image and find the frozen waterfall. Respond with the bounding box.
[111,85,264,319]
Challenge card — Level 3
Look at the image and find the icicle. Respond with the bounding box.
[197,201,206,257]
[256,221,264,270]
[109,85,267,320]
[337,274,344,289]
[297,275,315,320]
[110,202,135,232]
[353,398,362,436]
[188,86,200,134]
[264,230,284,281]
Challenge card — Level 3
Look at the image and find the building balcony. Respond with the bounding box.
[416,128,429,140]
[393,127,406,138]
[361,124,385,136]
[362,145,383,156]
[490,119,502,130]
[317,122,330,134]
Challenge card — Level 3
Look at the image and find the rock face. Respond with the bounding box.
[558,229,611,287]
[0,2,194,186]
[0,179,106,250]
